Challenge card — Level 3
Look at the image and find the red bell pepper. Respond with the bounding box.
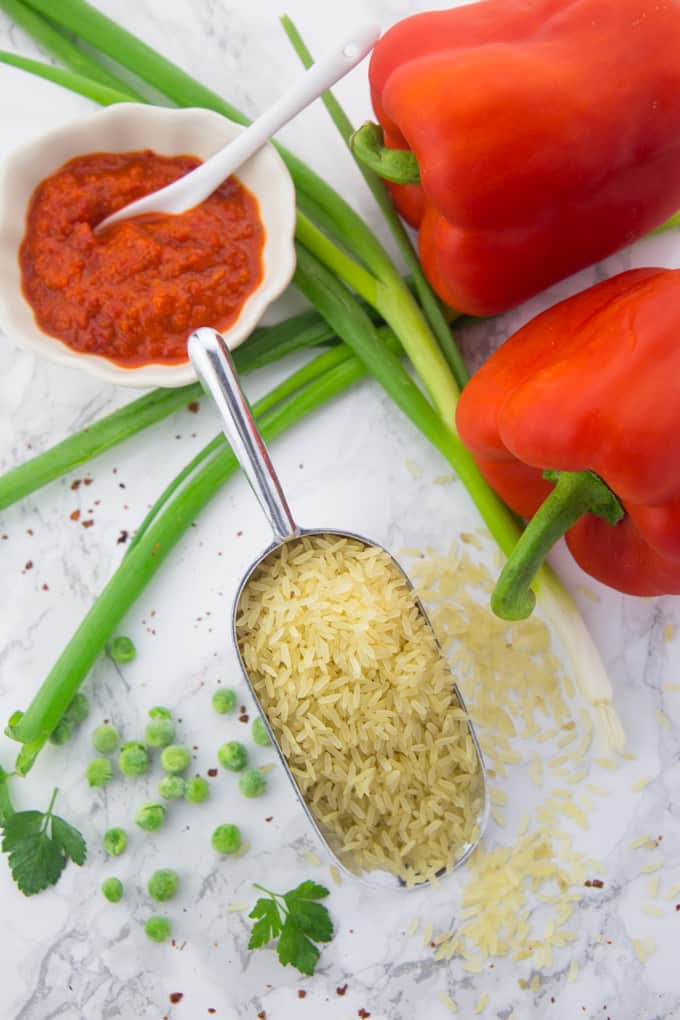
[455,267,680,617]
[353,0,680,316]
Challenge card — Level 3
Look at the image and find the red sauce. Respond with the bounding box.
[19,150,265,367]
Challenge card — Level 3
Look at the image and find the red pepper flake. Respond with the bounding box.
[70,479,81,491]
[207,768,218,778]
[1,534,7,540]
[24,561,33,570]
[26,528,33,536]
[41,584,49,591]
[298,990,307,999]
[236,530,243,537]
[265,816,273,823]
[336,985,348,996]
[591,879,605,889]
[70,509,80,521]
[675,904,680,911]
[82,519,94,528]
[187,401,200,413]
[169,992,183,1003]
[239,714,249,723]
[83,477,93,486]
[117,530,129,544]
[257,1013,266,1019]
[358,1010,371,1019]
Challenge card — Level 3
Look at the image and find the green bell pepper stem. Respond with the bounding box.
[491,470,624,620]
[350,122,421,186]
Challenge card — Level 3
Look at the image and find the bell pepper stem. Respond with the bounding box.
[350,122,421,185]
[492,470,624,621]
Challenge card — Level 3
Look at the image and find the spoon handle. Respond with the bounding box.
[171,22,380,204]
[99,22,380,229]
[188,326,299,544]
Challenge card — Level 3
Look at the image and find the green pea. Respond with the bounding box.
[49,719,72,746]
[118,741,149,778]
[211,688,237,715]
[147,868,179,902]
[184,776,210,804]
[251,717,271,747]
[158,775,186,801]
[101,877,123,903]
[103,827,127,857]
[144,916,171,943]
[160,744,192,775]
[212,823,242,855]
[217,741,248,772]
[108,636,136,663]
[135,802,166,833]
[238,768,267,799]
[65,692,90,724]
[148,706,172,720]
[144,717,176,749]
[86,757,114,788]
[92,723,120,754]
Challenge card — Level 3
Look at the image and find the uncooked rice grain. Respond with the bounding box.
[236,535,483,884]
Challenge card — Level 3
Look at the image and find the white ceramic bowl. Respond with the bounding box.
[0,103,297,388]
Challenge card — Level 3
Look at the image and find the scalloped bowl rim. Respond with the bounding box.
[0,103,297,388]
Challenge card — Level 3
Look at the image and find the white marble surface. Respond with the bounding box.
[1,2,680,1019]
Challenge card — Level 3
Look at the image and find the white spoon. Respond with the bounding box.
[96,23,380,233]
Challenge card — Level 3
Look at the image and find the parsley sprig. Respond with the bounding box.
[248,880,334,976]
[1,787,86,896]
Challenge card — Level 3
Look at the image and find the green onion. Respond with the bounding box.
[0,0,141,96]
[279,15,468,390]
[0,307,341,510]
[0,50,134,105]
[0,764,15,824]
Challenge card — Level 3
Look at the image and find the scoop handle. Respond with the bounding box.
[188,327,298,543]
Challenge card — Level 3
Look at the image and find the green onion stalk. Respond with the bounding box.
[0,0,623,761]
[0,306,344,509]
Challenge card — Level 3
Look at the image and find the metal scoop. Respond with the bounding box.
[188,327,489,887]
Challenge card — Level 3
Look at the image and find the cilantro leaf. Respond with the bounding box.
[51,816,86,866]
[248,897,283,949]
[277,916,321,977]
[7,832,66,896]
[1,810,43,850]
[284,880,329,903]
